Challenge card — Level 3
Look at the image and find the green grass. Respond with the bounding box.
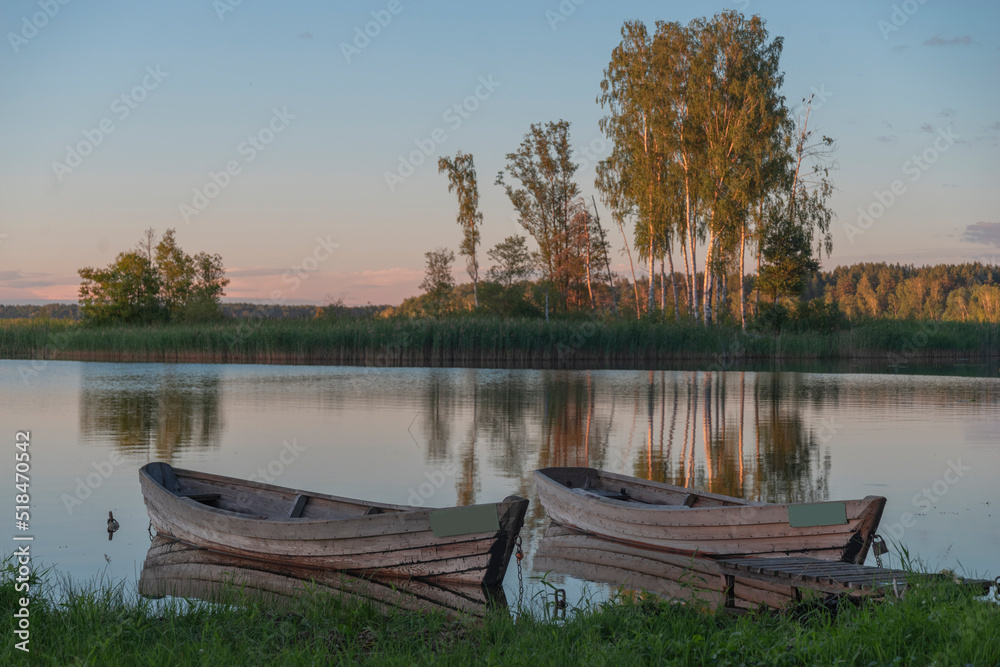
[1,316,998,368]
[4,560,999,666]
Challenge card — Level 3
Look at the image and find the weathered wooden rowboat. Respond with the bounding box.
[139,462,528,586]
[534,467,885,563]
[140,536,507,619]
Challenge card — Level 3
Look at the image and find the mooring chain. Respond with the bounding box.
[514,535,524,611]
[994,576,1000,602]
[872,534,888,569]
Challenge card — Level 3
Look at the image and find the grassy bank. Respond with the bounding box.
[4,563,999,665]
[2,316,998,369]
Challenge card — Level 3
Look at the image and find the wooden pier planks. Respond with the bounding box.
[716,556,993,607]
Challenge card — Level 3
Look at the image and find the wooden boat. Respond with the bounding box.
[139,462,528,586]
[534,467,885,563]
[140,536,507,619]
[533,523,796,610]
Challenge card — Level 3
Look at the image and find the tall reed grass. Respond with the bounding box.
[1,316,997,368]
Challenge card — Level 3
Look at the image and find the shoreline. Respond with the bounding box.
[2,316,998,374]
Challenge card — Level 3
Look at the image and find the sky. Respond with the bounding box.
[2,0,999,306]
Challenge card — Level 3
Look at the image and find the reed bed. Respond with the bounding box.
[2,317,998,369]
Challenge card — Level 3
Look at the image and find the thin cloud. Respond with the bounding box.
[982,121,1000,132]
[298,31,313,39]
[962,222,1000,248]
[0,270,63,289]
[938,108,956,119]
[923,35,973,47]
[226,267,288,278]
[918,123,934,133]
[876,135,897,143]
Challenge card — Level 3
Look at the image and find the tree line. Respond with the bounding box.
[76,228,228,324]
[420,10,837,327]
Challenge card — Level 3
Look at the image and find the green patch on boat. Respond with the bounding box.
[787,501,847,527]
[430,504,500,537]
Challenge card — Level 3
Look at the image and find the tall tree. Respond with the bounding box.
[496,120,581,309]
[687,10,788,324]
[155,228,196,317]
[596,21,663,314]
[486,235,536,288]
[419,247,456,317]
[437,151,483,309]
[78,252,164,324]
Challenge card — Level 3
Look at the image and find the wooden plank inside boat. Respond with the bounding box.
[716,556,993,605]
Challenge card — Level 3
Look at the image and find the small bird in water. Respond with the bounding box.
[107,511,120,533]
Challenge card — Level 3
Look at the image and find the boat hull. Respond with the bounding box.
[534,467,884,563]
[140,463,528,586]
[140,536,507,619]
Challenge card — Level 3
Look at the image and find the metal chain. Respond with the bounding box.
[994,576,999,602]
[872,534,888,569]
[147,520,155,541]
[514,535,524,611]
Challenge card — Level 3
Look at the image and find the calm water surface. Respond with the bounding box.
[2,360,998,608]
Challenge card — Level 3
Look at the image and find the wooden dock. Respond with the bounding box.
[716,556,993,608]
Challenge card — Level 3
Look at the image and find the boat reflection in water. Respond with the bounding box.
[533,524,797,611]
[139,537,508,620]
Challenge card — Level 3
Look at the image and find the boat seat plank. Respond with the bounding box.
[682,494,697,507]
[288,495,308,519]
[181,493,221,504]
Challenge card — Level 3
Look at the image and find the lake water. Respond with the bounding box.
[2,360,998,609]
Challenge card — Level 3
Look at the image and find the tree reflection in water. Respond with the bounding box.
[412,370,830,535]
[79,367,223,462]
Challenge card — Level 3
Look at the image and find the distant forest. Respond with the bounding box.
[0,302,381,321]
[3,262,999,324]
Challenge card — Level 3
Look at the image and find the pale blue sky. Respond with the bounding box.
[2,0,998,304]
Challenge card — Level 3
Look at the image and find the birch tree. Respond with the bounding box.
[496,120,581,309]
[437,151,483,308]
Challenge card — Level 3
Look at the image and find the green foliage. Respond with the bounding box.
[3,557,999,666]
[486,235,537,288]
[477,281,543,318]
[757,213,821,303]
[77,229,228,325]
[497,120,601,310]
[418,248,456,317]
[78,251,166,325]
[753,300,846,334]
